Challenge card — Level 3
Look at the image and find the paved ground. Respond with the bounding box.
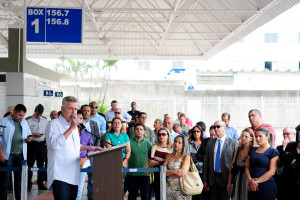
[7,176,144,200]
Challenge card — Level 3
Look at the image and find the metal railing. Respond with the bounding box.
[0,165,167,200]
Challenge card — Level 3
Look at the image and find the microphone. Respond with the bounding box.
[71,114,77,119]
[71,114,86,130]
[0,125,6,128]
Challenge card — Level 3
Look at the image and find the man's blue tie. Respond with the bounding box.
[215,139,222,173]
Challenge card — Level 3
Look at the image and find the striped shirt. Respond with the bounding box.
[149,145,173,165]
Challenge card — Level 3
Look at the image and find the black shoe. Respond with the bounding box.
[38,185,48,190]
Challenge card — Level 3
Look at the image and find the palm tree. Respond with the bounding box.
[55,59,90,99]
[98,60,118,112]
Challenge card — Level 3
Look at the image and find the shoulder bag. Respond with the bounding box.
[179,158,203,195]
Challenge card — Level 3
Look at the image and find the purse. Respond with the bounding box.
[231,160,239,176]
[143,162,154,185]
[179,158,203,195]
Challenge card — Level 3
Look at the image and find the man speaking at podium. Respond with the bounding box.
[46,96,102,200]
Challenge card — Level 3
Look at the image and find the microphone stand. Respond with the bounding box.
[79,126,114,147]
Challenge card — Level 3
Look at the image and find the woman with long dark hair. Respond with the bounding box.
[188,125,204,200]
[245,127,279,200]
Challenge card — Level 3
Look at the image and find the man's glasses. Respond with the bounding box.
[115,112,121,114]
[90,106,98,109]
[213,125,224,129]
[193,130,201,133]
[158,133,167,137]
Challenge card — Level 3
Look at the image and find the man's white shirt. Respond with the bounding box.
[46,115,81,189]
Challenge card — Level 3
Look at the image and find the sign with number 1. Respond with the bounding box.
[26,7,82,43]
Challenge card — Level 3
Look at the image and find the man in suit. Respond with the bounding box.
[81,105,101,146]
[196,125,217,200]
[275,127,296,200]
[278,139,300,199]
[203,121,238,200]
[196,125,217,164]
[80,105,100,200]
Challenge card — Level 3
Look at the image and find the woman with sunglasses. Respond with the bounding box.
[104,117,131,168]
[148,127,173,200]
[227,128,256,200]
[188,125,204,200]
[164,135,191,200]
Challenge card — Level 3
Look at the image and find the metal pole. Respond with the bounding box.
[21,165,28,200]
[12,172,15,200]
[159,165,166,200]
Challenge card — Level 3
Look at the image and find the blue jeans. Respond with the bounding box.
[127,175,150,200]
[76,172,87,200]
[52,180,78,200]
[0,154,25,200]
[87,157,93,199]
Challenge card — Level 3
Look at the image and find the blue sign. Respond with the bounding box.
[27,7,82,43]
[55,92,63,97]
[187,85,194,91]
[44,90,53,96]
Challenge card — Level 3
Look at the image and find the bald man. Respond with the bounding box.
[163,116,178,142]
[203,121,238,200]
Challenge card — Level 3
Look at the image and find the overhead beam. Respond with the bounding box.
[95,20,243,24]
[5,6,260,15]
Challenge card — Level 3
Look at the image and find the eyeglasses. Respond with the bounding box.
[115,112,121,114]
[193,130,201,133]
[90,106,98,109]
[213,125,224,129]
[283,132,291,136]
[158,133,167,137]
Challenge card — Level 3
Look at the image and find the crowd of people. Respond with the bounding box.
[0,96,300,200]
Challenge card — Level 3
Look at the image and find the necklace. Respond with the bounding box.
[174,154,181,159]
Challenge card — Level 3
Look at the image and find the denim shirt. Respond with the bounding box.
[89,113,106,134]
[0,115,31,160]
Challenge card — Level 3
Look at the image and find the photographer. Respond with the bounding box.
[278,124,300,199]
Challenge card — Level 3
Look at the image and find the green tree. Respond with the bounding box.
[98,60,118,113]
[55,59,90,98]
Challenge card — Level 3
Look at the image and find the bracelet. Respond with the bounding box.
[124,158,128,161]
[254,179,259,184]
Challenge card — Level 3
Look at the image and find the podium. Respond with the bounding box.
[88,143,127,200]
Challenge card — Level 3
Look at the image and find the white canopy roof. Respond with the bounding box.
[0,0,299,60]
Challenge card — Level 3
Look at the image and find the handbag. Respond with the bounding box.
[179,158,203,195]
[231,160,239,176]
[143,162,154,185]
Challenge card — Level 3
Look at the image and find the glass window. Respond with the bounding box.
[138,61,150,71]
[265,33,278,43]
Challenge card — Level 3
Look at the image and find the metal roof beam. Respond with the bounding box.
[95,20,242,24]
[84,30,230,34]
[94,8,260,15]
